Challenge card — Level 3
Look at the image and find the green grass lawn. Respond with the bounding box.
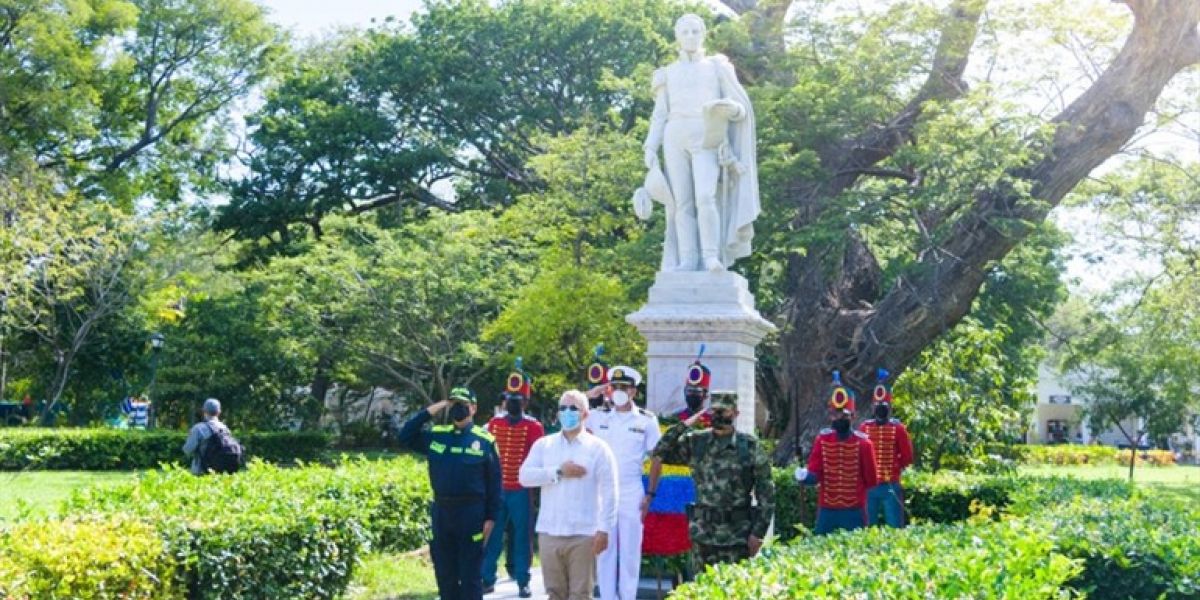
[346,542,542,599]
[1020,463,1200,504]
[346,550,439,600]
[0,470,141,522]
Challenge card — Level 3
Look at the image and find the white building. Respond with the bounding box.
[1028,364,1198,461]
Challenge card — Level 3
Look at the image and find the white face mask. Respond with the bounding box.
[612,390,631,407]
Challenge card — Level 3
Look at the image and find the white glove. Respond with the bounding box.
[793,467,808,482]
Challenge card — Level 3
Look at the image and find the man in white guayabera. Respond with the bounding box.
[520,390,618,600]
[638,13,760,273]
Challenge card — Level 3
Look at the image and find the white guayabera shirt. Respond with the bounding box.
[519,429,619,537]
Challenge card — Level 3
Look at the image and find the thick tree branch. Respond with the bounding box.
[719,0,759,16]
[860,0,1200,380]
[346,185,458,215]
[773,0,1200,460]
[813,0,985,204]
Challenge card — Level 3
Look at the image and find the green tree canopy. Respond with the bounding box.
[1,0,283,204]
[216,0,682,253]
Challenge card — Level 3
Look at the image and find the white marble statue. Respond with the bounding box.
[634,13,760,273]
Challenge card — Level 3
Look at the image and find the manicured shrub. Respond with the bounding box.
[1114,448,1177,467]
[0,516,180,599]
[1023,444,1121,465]
[0,428,330,470]
[1021,444,1176,467]
[60,457,432,599]
[673,519,1081,599]
[678,494,1199,599]
[770,468,1135,541]
[903,470,1017,523]
[1043,499,1200,600]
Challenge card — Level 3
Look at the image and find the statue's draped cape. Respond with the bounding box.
[712,55,760,266]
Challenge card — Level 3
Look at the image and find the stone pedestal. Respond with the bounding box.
[626,271,775,433]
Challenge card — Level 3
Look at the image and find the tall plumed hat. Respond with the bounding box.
[685,344,711,391]
[505,357,533,400]
[586,344,609,387]
[872,368,893,405]
[828,370,856,413]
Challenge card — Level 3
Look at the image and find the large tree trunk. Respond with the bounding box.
[764,0,1200,462]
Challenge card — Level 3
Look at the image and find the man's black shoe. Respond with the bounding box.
[518,585,532,598]
[482,583,495,594]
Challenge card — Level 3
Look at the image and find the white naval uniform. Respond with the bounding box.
[587,406,662,600]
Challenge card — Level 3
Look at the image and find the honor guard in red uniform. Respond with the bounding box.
[859,368,913,527]
[676,347,713,428]
[481,358,543,597]
[584,344,611,411]
[794,371,879,534]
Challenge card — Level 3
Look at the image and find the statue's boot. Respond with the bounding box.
[675,208,700,271]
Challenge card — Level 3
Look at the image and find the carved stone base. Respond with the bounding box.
[626,270,775,433]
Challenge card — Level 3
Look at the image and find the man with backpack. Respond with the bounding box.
[183,398,244,475]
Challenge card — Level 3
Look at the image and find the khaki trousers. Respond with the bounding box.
[539,534,594,600]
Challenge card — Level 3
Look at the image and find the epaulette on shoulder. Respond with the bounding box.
[890,418,903,425]
[472,425,495,443]
[638,407,656,418]
[854,430,870,439]
[431,424,454,433]
[819,427,833,435]
[522,415,540,423]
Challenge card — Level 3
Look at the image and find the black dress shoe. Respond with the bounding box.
[482,584,495,594]
[518,584,532,598]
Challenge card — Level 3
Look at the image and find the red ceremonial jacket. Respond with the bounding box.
[487,415,544,491]
[807,430,878,509]
[858,419,914,484]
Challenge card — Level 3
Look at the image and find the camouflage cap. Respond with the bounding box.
[709,391,737,410]
[448,387,477,404]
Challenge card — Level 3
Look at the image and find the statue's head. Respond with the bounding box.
[674,13,706,54]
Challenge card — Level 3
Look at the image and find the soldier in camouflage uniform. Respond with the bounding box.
[649,392,774,572]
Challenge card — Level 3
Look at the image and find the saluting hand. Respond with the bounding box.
[426,400,450,416]
[683,410,707,428]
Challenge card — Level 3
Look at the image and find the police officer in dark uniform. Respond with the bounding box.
[398,387,501,600]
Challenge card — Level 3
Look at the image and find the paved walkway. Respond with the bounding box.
[484,567,545,599]
[483,568,679,599]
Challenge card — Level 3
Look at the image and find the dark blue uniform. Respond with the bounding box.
[399,410,502,600]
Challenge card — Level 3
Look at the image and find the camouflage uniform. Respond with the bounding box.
[650,396,774,572]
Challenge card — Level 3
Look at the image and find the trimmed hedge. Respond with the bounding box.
[0,516,179,599]
[770,468,1134,541]
[679,492,1199,599]
[1021,444,1177,466]
[674,518,1080,599]
[0,428,330,470]
[42,457,431,599]
[1049,498,1200,599]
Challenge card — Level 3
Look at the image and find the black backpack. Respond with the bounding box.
[199,421,244,474]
